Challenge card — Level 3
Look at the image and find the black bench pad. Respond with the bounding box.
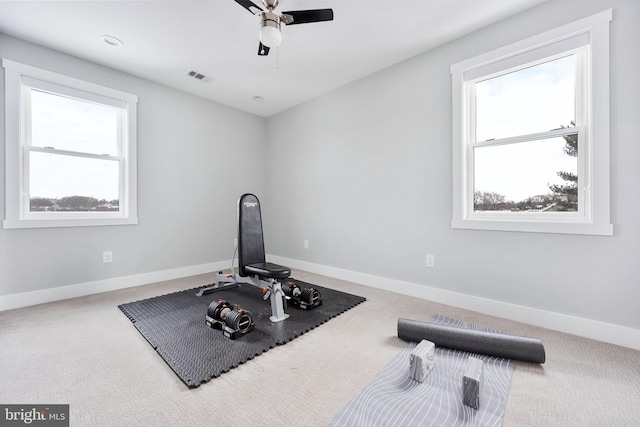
[244,262,291,279]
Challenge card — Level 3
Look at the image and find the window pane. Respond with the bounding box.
[474,135,578,212]
[476,55,576,142]
[30,89,119,156]
[29,152,120,212]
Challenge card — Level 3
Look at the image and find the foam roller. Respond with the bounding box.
[397,318,545,364]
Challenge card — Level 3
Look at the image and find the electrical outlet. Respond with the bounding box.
[103,251,113,263]
[304,240,309,250]
[426,254,435,268]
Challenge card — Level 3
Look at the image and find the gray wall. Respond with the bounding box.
[265,0,640,330]
[1,0,638,335]
[0,34,266,296]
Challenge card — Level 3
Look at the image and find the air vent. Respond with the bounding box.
[185,70,212,82]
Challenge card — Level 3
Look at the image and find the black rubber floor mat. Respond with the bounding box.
[119,279,366,388]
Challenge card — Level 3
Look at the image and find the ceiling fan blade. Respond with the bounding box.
[258,42,270,56]
[281,9,334,25]
[234,0,263,15]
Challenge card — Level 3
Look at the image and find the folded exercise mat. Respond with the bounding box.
[397,317,545,363]
[326,315,514,427]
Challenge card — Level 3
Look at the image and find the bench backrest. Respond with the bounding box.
[237,193,266,276]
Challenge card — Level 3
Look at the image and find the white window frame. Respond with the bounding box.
[3,59,138,229]
[450,9,613,236]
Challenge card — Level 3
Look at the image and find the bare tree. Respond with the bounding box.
[474,191,507,211]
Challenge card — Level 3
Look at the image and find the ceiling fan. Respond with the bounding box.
[234,0,334,56]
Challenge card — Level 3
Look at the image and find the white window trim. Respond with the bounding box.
[3,59,138,229]
[450,9,613,236]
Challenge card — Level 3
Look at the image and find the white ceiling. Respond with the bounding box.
[0,0,547,117]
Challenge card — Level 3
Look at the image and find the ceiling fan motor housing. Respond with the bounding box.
[260,11,282,47]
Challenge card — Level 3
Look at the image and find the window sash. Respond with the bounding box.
[472,53,580,143]
[467,128,585,221]
[23,148,123,218]
[25,87,123,157]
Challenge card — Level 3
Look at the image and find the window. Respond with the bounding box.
[3,59,138,228]
[450,10,613,235]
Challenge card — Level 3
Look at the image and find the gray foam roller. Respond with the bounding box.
[397,318,545,364]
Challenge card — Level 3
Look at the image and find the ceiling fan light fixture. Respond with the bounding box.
[260,12,281,48]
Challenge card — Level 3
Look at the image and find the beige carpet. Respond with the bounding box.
[1,270,638,426]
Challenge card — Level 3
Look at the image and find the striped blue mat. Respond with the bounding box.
[326,315,514,427]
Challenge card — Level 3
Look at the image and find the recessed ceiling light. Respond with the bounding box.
[100,35,124,47]
[252,96,265,102]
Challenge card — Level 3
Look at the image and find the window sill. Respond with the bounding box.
[3,216,139,229]
[451,218,613,236]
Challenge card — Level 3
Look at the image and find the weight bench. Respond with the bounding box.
[197,193,292,322]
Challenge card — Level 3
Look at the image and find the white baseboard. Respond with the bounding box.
[0,261,229,312]
[3,255,637,351]
[270,255,640,351]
